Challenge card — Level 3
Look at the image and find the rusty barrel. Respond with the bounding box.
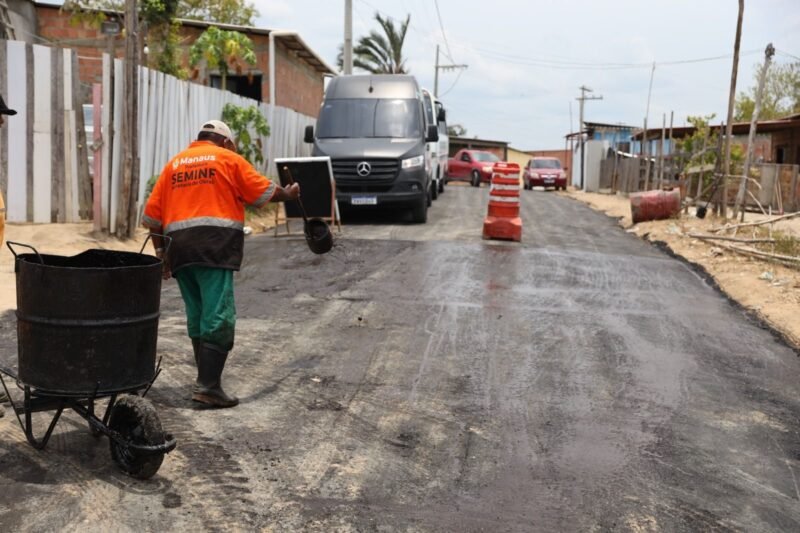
[15,249,163,394]
[630,189,681,224]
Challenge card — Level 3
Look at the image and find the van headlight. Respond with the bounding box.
[401,155,424,169]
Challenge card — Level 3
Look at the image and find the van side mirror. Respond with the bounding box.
[426,124,439,143]
[437,107,446,122]
[304,125,314,144]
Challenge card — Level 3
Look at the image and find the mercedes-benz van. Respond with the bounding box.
[304,75,439,223]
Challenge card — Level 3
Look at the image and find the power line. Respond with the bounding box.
[448,41,762,70]
[438,66,464,97]
[776,48,800,62]
[432,0,454,63]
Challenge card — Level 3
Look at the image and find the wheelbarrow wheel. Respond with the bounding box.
[108,394,165,480]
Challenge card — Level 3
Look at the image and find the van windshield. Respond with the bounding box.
[317,99,422,139]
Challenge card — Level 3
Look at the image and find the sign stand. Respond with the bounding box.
[273,157,341,236]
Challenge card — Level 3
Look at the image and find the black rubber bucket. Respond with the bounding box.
[304,218,334,255]
[12,247,163,394]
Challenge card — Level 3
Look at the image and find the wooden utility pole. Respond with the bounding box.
[721,0,744,218]
[643,117,650,191]
[117,0,140,238]
[658,113,666,188]
[434,46,467,98]
[734,43,775,220]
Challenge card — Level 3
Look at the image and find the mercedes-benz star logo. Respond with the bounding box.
[356,161,371,177]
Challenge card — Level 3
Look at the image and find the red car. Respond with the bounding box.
[523,157,567,190]
[446,149,502,187]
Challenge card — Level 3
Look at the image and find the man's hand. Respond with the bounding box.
[156,249,171,280]
[285,183,300,200]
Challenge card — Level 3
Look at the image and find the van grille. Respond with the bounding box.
[332,159,399,189]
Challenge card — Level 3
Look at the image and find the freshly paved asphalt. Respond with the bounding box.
[1,185,799,531]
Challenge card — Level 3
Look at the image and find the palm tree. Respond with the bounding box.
[342,13,410,74]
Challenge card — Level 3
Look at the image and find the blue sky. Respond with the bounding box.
[252,0,800,150]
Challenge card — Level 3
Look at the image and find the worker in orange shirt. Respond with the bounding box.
[0,94,15,418]
[143,120,299,408]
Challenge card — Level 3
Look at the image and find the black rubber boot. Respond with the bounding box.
[191,338,203,375]
[192,343,239,408]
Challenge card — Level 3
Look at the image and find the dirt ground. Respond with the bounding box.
[560,189,800,347]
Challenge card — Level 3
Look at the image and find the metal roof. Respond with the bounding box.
[450,136,509,147]
[632,117,800,140]
[583,121,637,130]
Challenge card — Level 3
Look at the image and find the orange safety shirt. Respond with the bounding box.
[143,140,276,272]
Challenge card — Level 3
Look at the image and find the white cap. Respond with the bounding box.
[199,120,234,142]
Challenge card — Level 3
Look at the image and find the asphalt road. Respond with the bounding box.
[2,185,800,531]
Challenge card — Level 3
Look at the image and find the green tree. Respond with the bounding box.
[63,0,259,78]
[734,61,800,121]
[447,124,467,137]
[338,13,410,74]
[678,114,744,176]
[189,26,257,90]
[65,0,184,76]
[178,0,258,26]
[221,103,270,170]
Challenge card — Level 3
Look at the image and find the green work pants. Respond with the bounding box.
[174,266,236,350]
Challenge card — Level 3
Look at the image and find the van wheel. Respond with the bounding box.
[411,196,428,223]
[438,172,445,194]
[471,170,480,187]
[431,180,439,200]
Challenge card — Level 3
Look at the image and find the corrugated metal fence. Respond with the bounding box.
[104,55,316,232]
[0,39,316,229]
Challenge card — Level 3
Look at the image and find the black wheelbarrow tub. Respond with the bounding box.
[14,249,163,395]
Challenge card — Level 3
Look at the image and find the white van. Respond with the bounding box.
[421,89,448,199]
[434,97,449,194]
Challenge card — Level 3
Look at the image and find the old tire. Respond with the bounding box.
[411,195,428,223]
[108,395,166,480]
[471,170,481,187]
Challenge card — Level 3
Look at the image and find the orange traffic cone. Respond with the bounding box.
[483,163,522,242]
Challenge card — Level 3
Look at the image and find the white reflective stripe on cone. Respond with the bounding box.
[490,184,519,191]
[489,195,520,203]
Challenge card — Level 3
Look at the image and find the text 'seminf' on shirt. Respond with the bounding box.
[142,140,276,273]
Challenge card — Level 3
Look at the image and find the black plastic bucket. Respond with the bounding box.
[304,218,334,255]
[12,248,163,394]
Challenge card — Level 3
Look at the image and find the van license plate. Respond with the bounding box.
[352,196,377,205]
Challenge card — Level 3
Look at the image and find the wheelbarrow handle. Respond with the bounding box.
[139,233,173,256]
[5,241,44,264]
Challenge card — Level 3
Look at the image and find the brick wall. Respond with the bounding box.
[35,5,325,117]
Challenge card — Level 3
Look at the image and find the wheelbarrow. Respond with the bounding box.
[0,239,176,480]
